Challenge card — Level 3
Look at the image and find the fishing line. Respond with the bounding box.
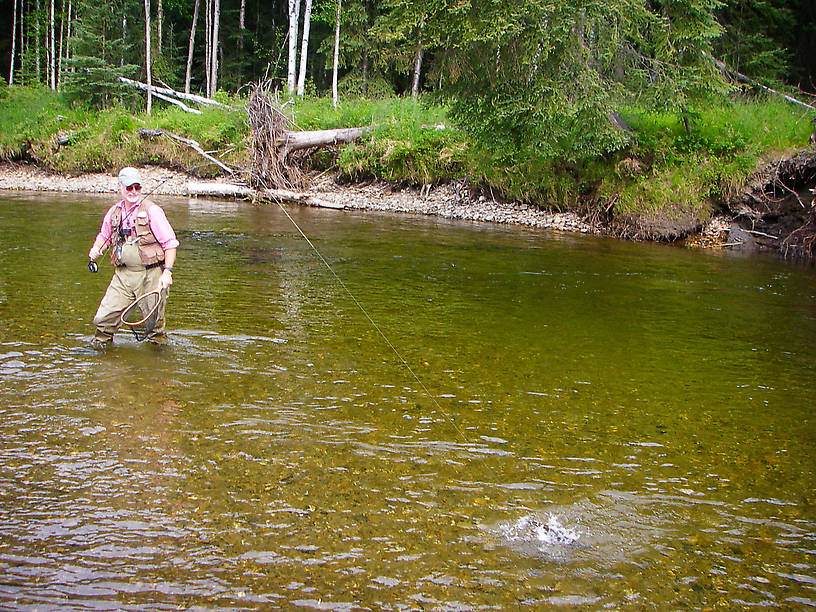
[273,200,473,446]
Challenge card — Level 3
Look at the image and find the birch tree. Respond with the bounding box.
[296,0,313,95]
[185,0,201,93]
[208,0,220,96]
[332,0,341,108]
[204,0,212,95]
[144,0,153,114]
[157,0,163,51]
[64,0,72,72]
[18,0,25,82]
[36,0,41,81]
[287,0,300,93]
[58,1,64,85]
[49,0,56,89]
[9,0,18,83]
[238,0,245,50]
[411,21,424,98]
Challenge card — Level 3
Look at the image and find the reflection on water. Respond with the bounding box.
[0,192,815,608]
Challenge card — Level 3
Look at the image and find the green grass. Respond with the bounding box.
[1,85,812,226]
[604,95,813,217]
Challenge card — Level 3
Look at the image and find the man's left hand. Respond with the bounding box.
[159,269,173,289]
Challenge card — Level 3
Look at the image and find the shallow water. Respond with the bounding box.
[0,191,814,609]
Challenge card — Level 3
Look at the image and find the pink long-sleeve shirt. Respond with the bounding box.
[96,199,180,250]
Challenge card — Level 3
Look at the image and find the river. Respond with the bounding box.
[1,191,814,609]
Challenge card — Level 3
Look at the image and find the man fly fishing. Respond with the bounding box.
[87,167,179,347]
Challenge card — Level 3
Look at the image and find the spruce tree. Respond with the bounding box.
[63,0,141,107]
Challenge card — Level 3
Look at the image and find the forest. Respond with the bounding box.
[2,0,815,99]
[1,0,815,249]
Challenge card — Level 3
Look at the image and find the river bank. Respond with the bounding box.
[0,161,736,248]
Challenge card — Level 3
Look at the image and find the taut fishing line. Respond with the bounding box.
[273,200,473,446]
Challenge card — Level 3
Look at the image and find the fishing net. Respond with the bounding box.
[119,289,163,342]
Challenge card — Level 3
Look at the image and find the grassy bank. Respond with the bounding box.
[1,84,812,233]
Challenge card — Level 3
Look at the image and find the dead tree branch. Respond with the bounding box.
[137,128,234,174]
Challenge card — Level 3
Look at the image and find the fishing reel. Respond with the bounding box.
[88,260,98,273]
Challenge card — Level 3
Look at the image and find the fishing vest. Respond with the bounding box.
[108,199,165,267]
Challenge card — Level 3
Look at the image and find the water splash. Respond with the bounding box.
[490,513,585,560]
[505,514,582,546]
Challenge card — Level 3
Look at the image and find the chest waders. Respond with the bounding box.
[92,202,168,345]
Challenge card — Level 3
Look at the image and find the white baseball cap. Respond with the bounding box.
[118,167,142,187]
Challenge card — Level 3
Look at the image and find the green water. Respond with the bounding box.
[0,191,814,609]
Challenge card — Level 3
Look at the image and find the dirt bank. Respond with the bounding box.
[3,159,812,257]
[716,148,816,259]
[0,161,595,233]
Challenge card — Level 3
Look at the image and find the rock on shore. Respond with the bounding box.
[0,161,743,248]
[0,162,595,234]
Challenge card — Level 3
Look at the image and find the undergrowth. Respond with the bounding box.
[0,84,812,221]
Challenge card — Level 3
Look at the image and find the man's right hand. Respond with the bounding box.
[88,246,102,260]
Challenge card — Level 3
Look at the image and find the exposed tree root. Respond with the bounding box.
[245,82,304,191]
[724,148,816,259]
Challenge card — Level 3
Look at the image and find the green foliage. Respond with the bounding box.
[0,86,75,160]
[286,94,447,131]
[714,0,795,85]
[1,85,812,225]
[338,124,467,185]
[437,0,731,166]
[63,0,144,107]
[0,86,247,175]
[602,95,813,216]
[338,71,396,98]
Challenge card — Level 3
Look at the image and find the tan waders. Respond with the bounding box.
[92,241,168,346]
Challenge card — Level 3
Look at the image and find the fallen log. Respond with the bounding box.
[187,181,345,209]
[186,182,252,198]
[278,126,369,154]
[118,77,232,109]
[150,90,202,114]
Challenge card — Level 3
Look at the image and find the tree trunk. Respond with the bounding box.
[332,0,341,108]
[119,77,231,108]
[238,0,245,50]
[287,0,300,94]
[157,0,163,51]
[144,0,153,115]
[210,0,220,97]
[361,48,368,94]
[281,126,368,154]
[8,0,17,84]
[58,1,64,88]
[411,24,424,98]
[296,0,313,96]
[65,0,71,68]
[185,0,200,93]
[204,0,212,96]
[35,0,40,82]
[20,0,25,82]
[49,0,55,89]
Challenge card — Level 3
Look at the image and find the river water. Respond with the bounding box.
[0,192,814,609]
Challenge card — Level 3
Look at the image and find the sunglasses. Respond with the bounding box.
[125,183,142,192]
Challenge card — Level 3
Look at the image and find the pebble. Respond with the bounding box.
[0,163,600,235]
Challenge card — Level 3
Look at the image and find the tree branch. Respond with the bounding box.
[137,128,234,174]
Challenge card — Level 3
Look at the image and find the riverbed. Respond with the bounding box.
[1,191,814,609]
